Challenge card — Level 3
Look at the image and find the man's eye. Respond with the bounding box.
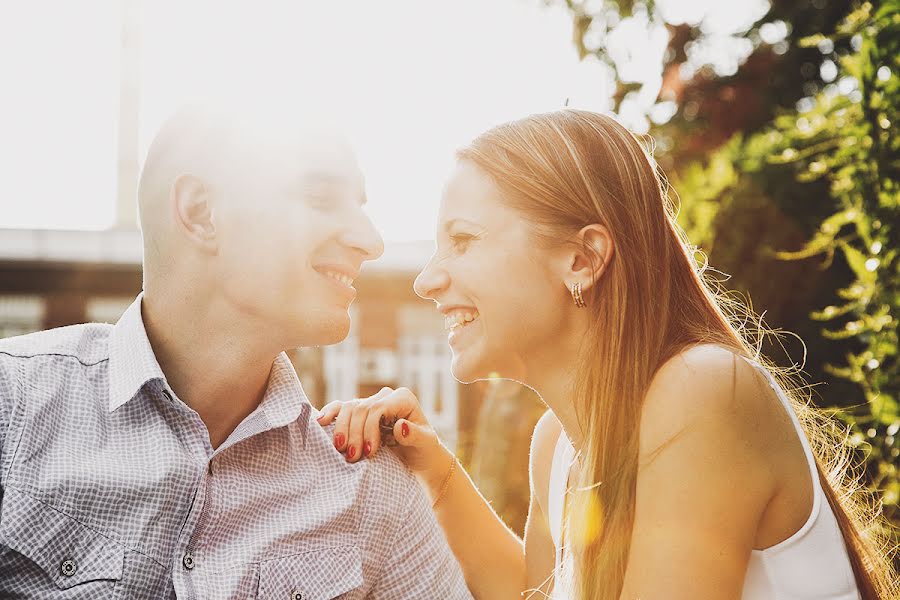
[307,194,335,209]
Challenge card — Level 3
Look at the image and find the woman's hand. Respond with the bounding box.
[316,387,451,488]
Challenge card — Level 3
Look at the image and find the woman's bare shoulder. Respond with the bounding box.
[641,343,776,464]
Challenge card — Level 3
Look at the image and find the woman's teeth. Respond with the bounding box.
[323,271,354,286]
[445,311,479,331]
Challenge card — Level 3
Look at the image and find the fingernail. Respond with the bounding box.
[347,445,356,459]
[334,433,345,449]
[401,422,410,438]
[364,441,372,457]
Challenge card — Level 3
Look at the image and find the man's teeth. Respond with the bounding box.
[324,271,354,286]
[444,311,479,331]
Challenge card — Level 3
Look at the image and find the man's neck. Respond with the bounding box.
[141,288,279,449]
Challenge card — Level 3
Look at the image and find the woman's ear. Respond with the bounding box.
[568,224,614,293]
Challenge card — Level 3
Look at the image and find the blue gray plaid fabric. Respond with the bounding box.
[0,295,472,599]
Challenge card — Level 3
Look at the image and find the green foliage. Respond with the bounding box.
[742,1,899,519]
[677,0,900,521]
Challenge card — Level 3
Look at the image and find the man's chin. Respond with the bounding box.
[319,327,351,346]
[287,312,351,348]
[315,320,352,346]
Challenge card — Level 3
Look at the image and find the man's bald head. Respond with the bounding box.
[137,101,356,281]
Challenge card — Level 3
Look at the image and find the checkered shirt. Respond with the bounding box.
[0,295,473,599]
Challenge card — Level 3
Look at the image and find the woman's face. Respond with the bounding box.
[414,160,570,383]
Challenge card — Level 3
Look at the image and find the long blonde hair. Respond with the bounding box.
[458,109,897,599]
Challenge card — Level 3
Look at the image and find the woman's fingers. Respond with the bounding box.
[316,387,429,463]
[393,417,432,448]
[331,400,357,452]
[361,388,420,459]
[316,402,342,426]
[345,387,394,463]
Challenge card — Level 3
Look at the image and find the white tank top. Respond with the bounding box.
[547,359,861,599]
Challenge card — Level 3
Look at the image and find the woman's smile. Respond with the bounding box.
[446,311,480,346]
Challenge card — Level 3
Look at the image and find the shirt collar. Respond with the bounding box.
[208,353,312,454]
[107,294,312,444]
[261,352,311,430]
[107,293,166,412]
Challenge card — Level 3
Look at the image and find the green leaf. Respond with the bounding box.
[840,242,878,284]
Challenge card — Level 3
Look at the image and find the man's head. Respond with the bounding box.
[138,102,383,348]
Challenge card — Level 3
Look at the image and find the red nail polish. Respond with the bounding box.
[347,445,356,459]
[401,422,410,438]
[334,433,345,449]
[364,441,372,457]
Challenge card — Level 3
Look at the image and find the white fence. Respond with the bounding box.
[398,335,458,451]
[322,306,360,405]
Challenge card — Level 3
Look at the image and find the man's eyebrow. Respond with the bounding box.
[297,170,367,205]
[297,171,347,186]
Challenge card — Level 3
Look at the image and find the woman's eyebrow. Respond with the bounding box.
[443,218,481,232]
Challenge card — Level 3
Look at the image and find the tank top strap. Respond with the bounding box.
[548,428,574,555]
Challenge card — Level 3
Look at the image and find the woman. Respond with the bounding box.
[316,110,897,599]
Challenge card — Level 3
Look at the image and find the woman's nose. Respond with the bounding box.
[414,254,449,300]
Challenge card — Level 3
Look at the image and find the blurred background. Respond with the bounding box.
[0,0,897,549]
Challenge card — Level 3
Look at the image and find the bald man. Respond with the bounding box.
[0,104,473,599]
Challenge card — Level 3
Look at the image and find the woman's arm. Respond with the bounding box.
[318,387,527,600]
[419,441,527,599]
[618,347,777,599]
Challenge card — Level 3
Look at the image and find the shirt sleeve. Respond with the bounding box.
[369,476,474,600]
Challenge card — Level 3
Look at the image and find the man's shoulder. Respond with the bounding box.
[306,421,420,505]
[357,446,420,502]
[0,323,112,367]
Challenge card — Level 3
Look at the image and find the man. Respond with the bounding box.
[0,102,473,598]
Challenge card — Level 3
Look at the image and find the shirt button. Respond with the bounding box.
[182,552,195,570]
[290,591,303,600]
[60,559,77,577]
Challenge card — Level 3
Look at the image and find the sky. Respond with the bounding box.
[0,0,769,241]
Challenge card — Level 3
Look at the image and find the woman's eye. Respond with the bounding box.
[450,234,474,251]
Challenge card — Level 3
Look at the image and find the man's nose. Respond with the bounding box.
[413,253,449,300]
[342,210,384,262]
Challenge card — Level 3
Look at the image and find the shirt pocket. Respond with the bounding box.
[0,486,125,590]
[258,546,364,600]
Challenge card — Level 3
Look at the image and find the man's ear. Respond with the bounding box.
[567,224,614,293]
[172,174,218,254]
